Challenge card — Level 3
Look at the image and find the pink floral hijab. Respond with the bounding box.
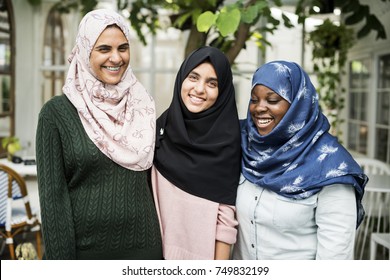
[63,9,155,171]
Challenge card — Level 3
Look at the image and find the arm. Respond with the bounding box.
[315,184,357,259]
[215,241,231,260]
[215,204,238,260]
[36,106,76,259]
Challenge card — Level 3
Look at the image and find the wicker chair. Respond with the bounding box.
[0,164,42,260]
[354,158,390,260]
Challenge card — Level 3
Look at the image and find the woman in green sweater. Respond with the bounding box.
[36,9,162,260]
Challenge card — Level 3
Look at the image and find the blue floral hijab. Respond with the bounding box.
[241,61,368,227]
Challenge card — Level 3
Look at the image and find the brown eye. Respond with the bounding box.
[188,74,198,81]
[208,81,217,88]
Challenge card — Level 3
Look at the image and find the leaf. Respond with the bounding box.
[357,23,371,39]
[282,13,294,28]
[241,5,258,24]
[174,11,192,28]
[367,14,387,40]
[344,5,367,25]
[196,11,217,33]
[216,8,241,37]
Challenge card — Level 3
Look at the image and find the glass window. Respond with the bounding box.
[347,58,370,155]
[375,54,390,163]
[41,7,65,103]
[0,0,14,145]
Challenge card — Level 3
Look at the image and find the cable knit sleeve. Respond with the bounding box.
[216,204,238,245]
[36,100,76,259]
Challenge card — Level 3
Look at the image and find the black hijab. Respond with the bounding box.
[154,46,241,205]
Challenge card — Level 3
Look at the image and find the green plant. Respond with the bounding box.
[1,136,21,155]
[307,19,355,138]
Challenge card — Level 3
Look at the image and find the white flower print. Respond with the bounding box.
[287,121,305,136]
[297,86,308,100]
[317,145,338,162]
[286,163,298,172]
[312,130,323,144]
[277,86,291,103]
[281,175,304,193]
[326,161,348,178]
[271,62,290,75]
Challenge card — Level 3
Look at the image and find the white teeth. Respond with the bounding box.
[189,95,204,103]
[258,119,272,124]
[105,66,120,71]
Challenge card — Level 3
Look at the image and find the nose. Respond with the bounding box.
[109,51,121,64]
[194,82,205,94]
[253,99,268,112]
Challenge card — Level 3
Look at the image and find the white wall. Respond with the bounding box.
[12,0,81,156]
[13,0,37,155]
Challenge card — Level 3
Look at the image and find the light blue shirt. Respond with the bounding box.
[233,175,357,260]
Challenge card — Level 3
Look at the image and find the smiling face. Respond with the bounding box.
[249,84,291,136]
[90,25,130,85]
[181,62,219,113]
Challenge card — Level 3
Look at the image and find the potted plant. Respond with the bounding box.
[1,136,21,161]
[307,19,355,138]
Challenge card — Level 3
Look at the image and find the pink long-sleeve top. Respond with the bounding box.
[151,165,238,260]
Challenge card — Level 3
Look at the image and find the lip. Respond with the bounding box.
[188,94,205,105]
[102,65,123,72]
[253,116,274,128]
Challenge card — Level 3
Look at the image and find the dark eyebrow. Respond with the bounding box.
[189,70,218,82]
[94,44,111,50]
[94,42,129,50]
[188,70,200,76]
[207,77,218,83]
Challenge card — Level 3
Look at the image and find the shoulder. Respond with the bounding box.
[39,95,73,115]
[319,184,356,197]
[317,184,356,208]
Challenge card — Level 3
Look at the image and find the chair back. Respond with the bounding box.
[0,164,34,229]
[0,164,41,259]
[355,158,390,175]
[354,158,390,259]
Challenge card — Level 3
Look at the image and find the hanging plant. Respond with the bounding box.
[308,19,355,138]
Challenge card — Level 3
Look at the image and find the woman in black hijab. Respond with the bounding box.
[151,46,241,259]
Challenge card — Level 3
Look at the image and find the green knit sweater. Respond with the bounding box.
[36,95,162,260]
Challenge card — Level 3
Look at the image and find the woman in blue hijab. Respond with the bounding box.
[233,61,367,260]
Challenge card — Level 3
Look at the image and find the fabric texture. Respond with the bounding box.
[151,166,237,260]
[240,61,368,227]
[63,9,155,171]
[233,177,357,260]
[36,95,162,260]
[154,46,241,205]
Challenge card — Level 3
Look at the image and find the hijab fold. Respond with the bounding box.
[241,61,368,227]
[154,47,241,205]
[63,9,155,171]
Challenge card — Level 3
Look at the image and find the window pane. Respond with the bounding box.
[348,91,358,119]
[347,59,370,154]
[378,54,390,88]
[377,90,390,125]
[375,128,388,162]
[0,74,10,113]
[0,115,10,137]
[358,125,368,154]
[348,123,357,150]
